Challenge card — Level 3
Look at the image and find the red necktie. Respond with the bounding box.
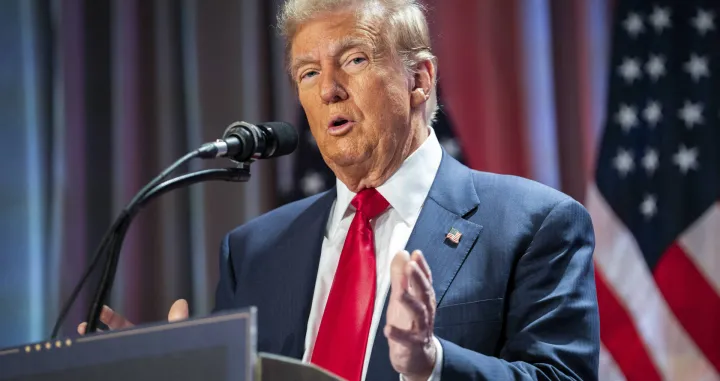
[311,188,389,381]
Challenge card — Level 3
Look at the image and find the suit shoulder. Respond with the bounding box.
[469,170,584,216]
[464,169,594,258]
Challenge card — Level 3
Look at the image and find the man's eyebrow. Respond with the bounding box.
[331,36,375,56]
[290,56,318,76]
[291,37,374,75]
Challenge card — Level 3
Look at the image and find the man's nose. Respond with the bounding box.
[319,69,348,104]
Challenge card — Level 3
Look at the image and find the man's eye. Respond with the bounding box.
[349,57,366,65]
[300,70,318,81]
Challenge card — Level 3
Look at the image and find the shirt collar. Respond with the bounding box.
[327,127,443,237]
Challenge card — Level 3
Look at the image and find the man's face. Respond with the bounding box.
[290,11,414,175]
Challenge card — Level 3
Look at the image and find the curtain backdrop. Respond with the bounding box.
[0,0,610,354]
[0,0,299,345]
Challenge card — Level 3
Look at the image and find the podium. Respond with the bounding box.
[0,308,343,381]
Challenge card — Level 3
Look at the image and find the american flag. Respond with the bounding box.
[587,1,720,380]
[445,227,462,244]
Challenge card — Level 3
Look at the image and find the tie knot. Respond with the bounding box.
[351,188,389,220]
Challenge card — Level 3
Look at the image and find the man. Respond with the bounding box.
[81,0,600,380]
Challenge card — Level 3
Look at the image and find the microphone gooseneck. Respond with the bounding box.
[51,120,297,338]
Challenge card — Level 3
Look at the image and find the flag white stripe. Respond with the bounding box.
[678,203,720,296]
[587,184,720,381]
[599,343,627,381]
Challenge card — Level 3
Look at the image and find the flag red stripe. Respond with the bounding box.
[653,242,720,373]
[595,268,662,381]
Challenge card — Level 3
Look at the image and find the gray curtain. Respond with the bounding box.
[0,0,299,347]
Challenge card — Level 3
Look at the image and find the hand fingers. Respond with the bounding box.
[406,260,435,315]
[390,250,411,296]
[78,305,130,334]
[168,299,189,322]
[401,292,429,332]
[79,299,189,335]
[100,305,134,330]
[77,322,104,335]
[384,324,429,346]
[410,250,432,284]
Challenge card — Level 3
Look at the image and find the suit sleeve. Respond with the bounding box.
[213,232,237,313]
[439,198,600,381]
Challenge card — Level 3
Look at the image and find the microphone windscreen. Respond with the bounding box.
[262,121,299,158]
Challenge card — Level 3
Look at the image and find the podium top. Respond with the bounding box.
[0,308,345,381]
[0,308,257,381]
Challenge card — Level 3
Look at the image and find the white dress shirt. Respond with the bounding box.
[302,127,444,380]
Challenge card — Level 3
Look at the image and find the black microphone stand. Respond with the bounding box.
[50,119,299,339]
[50,149,252,337]
[85,166,251,334]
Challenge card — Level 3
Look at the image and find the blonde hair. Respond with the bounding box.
[278,0,439,126]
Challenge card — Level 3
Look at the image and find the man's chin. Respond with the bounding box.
[327,155,364,169]
[323,151,373,171]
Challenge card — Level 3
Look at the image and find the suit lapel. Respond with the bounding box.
[413,152,483,304]
[366,152,483,378]
[404,199,483,304]
[255,188,336,359]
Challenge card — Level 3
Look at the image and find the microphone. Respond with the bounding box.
[199,121,298,162]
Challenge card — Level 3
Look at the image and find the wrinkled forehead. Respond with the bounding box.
[289,9,387,60]
[293,35,376,63]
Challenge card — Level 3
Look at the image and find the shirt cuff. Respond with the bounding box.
[399,336,443,381]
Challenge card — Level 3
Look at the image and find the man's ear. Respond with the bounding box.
[410,59,435,108]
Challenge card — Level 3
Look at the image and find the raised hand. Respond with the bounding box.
[384,250,437,381]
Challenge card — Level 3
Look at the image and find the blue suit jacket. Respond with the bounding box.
[214,152,600,380]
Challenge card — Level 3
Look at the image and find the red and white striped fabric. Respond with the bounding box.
[589,186,720,381]
[584,1,720,379]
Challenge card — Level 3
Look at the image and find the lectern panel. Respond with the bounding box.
[0,308,256,381]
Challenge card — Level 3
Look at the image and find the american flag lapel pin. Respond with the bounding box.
[445,227,462,244]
